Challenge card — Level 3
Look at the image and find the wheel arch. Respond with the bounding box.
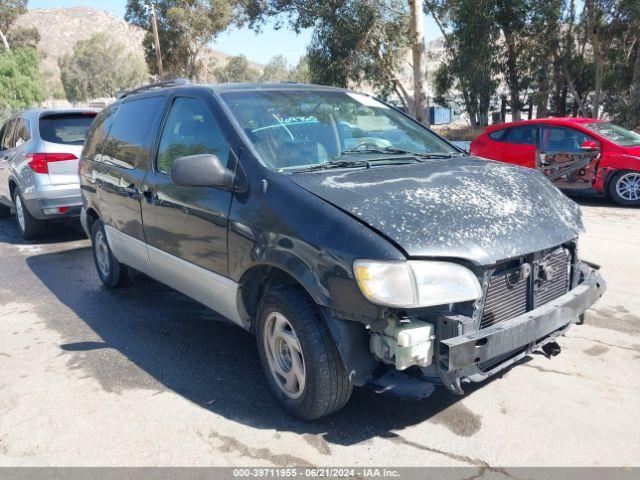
[237,261,329,332]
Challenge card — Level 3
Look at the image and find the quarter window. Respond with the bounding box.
[102,96,166,169]
[156,97,229,175]
[488,129,507,141]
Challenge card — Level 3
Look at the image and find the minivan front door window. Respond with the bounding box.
[156,97,229,175]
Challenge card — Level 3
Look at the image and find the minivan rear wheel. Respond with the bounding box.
[256,286,352,420]
[13,190,48,239]
[91,219,134,287]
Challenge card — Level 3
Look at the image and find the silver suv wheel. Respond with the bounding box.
[15,195,26,232]
[262,311,306,399]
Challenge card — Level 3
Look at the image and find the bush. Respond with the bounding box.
[59,32,149,102]
[0,46,45,119]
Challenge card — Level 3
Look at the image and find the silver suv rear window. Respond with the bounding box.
[39,113,96,145]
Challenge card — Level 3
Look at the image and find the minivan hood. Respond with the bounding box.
[290,156,583,265]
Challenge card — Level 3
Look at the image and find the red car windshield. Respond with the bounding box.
[583,122,640,147]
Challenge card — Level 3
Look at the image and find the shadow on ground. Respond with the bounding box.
[2,213,506,446]
[0,212,86,245]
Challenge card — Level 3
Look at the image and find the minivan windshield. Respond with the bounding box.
[583,122,640,147]
[219,89,459,171]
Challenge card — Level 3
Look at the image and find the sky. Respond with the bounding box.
[29,0,442,66]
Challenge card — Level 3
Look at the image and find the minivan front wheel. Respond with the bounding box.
[256,287,352,420]
[90,219,134,288]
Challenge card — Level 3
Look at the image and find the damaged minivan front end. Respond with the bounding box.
[359,245,605,398]
[292,158,606,398]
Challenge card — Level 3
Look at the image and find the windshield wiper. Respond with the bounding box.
[339,146,453,159]
[293,156,420,173]
[293,160,373,173]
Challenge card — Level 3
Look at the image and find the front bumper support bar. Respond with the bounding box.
[439,266,606,372]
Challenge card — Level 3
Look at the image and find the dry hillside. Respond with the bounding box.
[14,6,258,100]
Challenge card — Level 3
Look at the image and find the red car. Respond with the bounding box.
[470,117,640,206]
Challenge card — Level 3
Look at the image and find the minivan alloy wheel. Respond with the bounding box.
[263,312,306,399]
[94,230,111,277]
[616,172,640,201]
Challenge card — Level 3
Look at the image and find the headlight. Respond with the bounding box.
[353,260,482,308]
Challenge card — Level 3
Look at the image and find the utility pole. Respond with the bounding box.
[148,2,164,80]
[0,29,9,52]
[409,0,427,124]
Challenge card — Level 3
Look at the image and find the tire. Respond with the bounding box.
[608,170,640,206]
[90,219,134,288]
[0,203,10,218]
[13,190,48,239]
[256,286,352,420]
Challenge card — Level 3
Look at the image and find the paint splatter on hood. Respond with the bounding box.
[290,156,583,265]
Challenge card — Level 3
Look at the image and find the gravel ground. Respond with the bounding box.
[0,196,638,467]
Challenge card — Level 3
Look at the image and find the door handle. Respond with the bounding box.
[143,186,157,203]
[125,184,140,198]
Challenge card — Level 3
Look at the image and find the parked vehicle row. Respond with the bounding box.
[0,82,606,419]
[0,109,98,238]
[470,117,640,206]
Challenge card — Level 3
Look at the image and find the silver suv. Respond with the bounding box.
[0,108,98,238]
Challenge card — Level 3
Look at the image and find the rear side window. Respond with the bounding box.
[14,118,31,146]
[39,113,96,145]
[101,96,167,169]
[82,105,119,163]
[505,125,538,145]
[156,97,229,174]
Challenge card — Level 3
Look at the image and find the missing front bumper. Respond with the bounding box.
[439,266,605,373]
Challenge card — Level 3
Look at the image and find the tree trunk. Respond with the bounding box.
[563,63,589,117]
[409,0,427,124]
[587,0,603,118]
[536,62,550,118]
[631,39,640,98]
[0,29,9,52]
[503,30,521,121]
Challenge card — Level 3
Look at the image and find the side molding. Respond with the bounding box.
[104,225,245,328]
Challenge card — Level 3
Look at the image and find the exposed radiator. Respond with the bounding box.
[480,248,571,329]
[537,249,571,307]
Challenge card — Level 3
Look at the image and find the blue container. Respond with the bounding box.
[429,106,451,125]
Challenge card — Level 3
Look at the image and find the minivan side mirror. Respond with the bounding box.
[580,140,600,152]
[170,154,234,189]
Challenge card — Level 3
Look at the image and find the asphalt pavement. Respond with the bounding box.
[0,197,638,467]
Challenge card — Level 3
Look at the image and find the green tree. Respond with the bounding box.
[431,0,499,126]
[260,55,289,82]
[58,32,148,102]
[213,55,260,83]
[291,55,310,83]
[0,0,27,51]
[0,46,44,120]
[243,0,410,102]
[125,0,241,79]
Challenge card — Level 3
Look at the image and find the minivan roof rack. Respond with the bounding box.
[116,78,191,99]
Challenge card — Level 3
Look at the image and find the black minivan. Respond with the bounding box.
[80,81,605,419]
